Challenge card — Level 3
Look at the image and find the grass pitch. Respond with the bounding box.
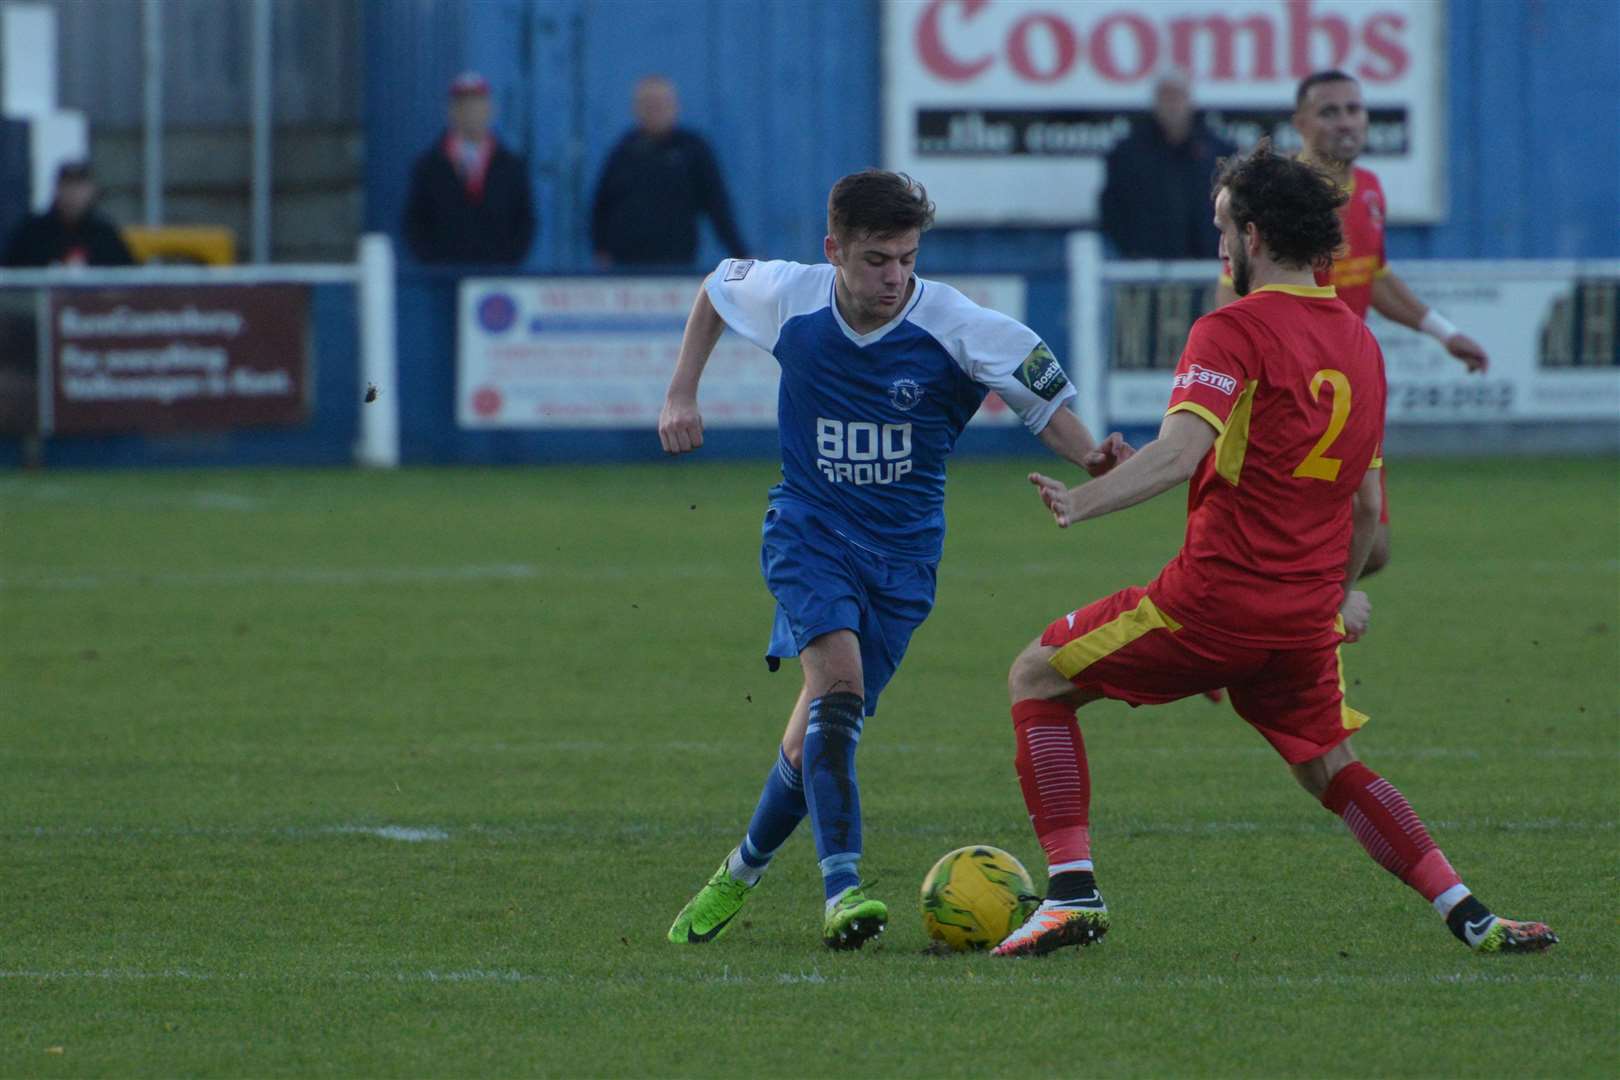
[2,456,1616,1077]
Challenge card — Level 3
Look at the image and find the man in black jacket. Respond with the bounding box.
[1099,72,1235,260]
[591,76,748,268]
[402,72,536,265]
[3,161,135,267]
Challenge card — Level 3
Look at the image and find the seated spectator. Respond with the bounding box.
[1100,71,1236,259]
[3,161,135,267]
[402,72,536,264]
[591,75,747,268]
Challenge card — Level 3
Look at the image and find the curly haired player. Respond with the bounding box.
[995,141,1555,959]
[1216,70,1489,577]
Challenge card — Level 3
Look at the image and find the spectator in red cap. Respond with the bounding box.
[3,160,135,267]
[402,71,536,264]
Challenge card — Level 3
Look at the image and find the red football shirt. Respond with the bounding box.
[1315,166,1388,319]
[1149,284,1386,647]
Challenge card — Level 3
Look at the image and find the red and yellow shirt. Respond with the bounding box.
[1149,284,1386,647]
[1317,166,1389,318]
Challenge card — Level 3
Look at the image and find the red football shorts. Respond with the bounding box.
[1039,586,1368,764]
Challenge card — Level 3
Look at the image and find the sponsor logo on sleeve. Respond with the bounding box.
[1016,343,1069,402]
[1171,364,1238,397]
[723,259,755,282]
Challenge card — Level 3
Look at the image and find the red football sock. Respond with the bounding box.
[1321,761,1461,901]
[1011,698,1091,866]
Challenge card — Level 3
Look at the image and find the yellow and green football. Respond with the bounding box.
[919,845,1039,951]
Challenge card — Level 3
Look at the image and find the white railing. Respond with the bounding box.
[0,233,399,466]
[1068,230,1620,433]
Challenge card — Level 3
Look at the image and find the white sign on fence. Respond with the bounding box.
[884,0,1446,224]
[457,274,1030,429]
[1090,258,1620,427]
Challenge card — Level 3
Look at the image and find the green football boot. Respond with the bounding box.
[1472,916,1558,953]
[822,884,887,950]
[668,858,755,944]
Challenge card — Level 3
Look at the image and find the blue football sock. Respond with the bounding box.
[730,746,806,884]
[802,691,865,900]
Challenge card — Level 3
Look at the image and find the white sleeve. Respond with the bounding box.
[916,285,1078,434]
[703,258,809,353]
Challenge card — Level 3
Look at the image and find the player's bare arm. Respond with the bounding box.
[1338,466,1383,641]
[1370,271,1488,372]
[1036,408,1135,478]
[659,285,726,454]
[1028,410,1215,528]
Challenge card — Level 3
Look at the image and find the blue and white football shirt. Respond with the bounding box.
[706,258,1077,560]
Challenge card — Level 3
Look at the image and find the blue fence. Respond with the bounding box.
[4,264,1073,470]
[364,0,1620,273]
[394,265,1070,465]
[0,283,360,470]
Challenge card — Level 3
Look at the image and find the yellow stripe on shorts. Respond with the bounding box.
[1334,614,1370,731]
[1050,595,1181,680]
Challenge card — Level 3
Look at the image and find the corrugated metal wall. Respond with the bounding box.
[53,0,362,127]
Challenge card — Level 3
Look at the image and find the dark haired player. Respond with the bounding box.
[995,143,1554,958]
[1218,70,1488,576]
[660,169,1128,949]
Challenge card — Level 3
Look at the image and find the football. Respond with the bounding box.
[919,845,1039,951]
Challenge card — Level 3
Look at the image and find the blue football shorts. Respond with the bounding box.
[758,495,937,717]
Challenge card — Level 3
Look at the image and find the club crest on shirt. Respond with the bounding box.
[888,376,923,411]
[724,259,755,281]
[1016,343,1069,401]
[1172,363,1237,397]
[1362,190,1384,229]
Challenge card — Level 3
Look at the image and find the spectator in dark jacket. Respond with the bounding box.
[1100,72,1236,260]
[402,72,536,265]
[591,76,747,268]
[3,161,135,267]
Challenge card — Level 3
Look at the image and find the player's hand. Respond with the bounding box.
[658,396,704,454]
[1340,589,1371,643]
[1082,432,1135,478]
[1446,333,1488,373]
[1028,472,1076,528]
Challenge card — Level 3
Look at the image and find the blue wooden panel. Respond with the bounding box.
[1387,0,1619,260]
[362,0,472,235]
[363,0,1619,268]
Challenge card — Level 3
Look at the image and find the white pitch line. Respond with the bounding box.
[490,740,1619,763]
[10,816,1614,843]
[0,480,269,512]
[0,562,751,591]
[324,825,449,843]
[14,823,455,842]
[0,564,545,591]
[946,558,1620,581]
[8,553,1615,593]
[0,968,1607,990]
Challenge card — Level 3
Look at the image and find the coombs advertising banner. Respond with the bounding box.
[457,275,1032,429]
[884,0,1446,224]
[43,285,310,434]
